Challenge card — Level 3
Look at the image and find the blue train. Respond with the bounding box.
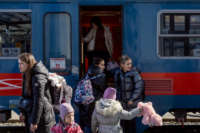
[0,0,200,132]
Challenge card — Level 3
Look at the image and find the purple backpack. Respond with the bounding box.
[74,78,94,105]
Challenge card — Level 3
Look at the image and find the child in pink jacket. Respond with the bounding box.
[51,103,83,133]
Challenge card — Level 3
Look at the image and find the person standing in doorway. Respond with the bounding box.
[82,16,113,66]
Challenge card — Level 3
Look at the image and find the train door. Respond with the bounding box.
[79,6,122,76]
[32,3,79,84]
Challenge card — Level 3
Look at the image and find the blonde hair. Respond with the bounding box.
[18,53,37,95]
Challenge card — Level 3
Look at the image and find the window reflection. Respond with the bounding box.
[0,12,31,57]
[159,12,200,57]
[190,15,200,34]
[174,15,185,31]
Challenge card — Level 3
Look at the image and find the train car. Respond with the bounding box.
[0,0,200,132]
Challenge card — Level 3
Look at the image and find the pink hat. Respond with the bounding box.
[103,87,116,100]
[60,103,74,120]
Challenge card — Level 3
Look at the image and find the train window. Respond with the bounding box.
[0,12,31,58]
[158,11,200,57]
[44,13,71,72]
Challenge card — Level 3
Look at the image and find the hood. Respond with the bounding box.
[87,65,103,76]
[95,99,122,117]
[31,61,48,76]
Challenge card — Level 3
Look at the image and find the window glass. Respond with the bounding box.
[161,15,170,34]
[159,12,200,57]
[0,12,31,58]
[44,13,71,72]
[190,15,200,34]
[174,15,185,31]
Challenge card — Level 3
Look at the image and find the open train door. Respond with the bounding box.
[79,6,122,76]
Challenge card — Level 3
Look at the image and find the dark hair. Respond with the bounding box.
[18,53,37,95]
[92,57,104,66]
[119,55,132,65]
[90,16,103,29]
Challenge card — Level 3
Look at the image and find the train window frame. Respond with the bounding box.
[0,9,32,60]
[43,12,72,73]
[157,10,200,59]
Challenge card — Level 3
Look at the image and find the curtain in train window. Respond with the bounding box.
[44,13,71,72]
[159,12,200,57]
[0,12,31,58]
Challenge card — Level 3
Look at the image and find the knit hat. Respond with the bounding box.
[103,87,116,100]
[60,103,74,121]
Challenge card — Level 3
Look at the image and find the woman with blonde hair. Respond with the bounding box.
[18,53,55,133]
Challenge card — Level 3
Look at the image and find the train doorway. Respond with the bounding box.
[79,6,122,76]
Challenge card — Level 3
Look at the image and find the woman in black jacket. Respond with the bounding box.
[78,57,106,133]
[18,53,55,133]
[114,55,144,133]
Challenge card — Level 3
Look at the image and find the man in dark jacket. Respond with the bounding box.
[114,55,144,133]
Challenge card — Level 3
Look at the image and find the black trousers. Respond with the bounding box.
[121,118,136,133]
[79,102,95,131]
[24,118,53,133]
[24,113,32,133]
[24,110,55,133]
[35,124,52,133]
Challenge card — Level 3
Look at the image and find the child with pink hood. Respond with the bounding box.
[91,87,143,133]
[51,103,83,133]
[91,87,162,133]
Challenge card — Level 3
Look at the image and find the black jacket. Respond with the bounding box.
[22,61,55,126]
[87,65,106,101]
[114,67,144,109]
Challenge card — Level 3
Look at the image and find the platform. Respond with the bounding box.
[162,112,200,126]
[0,110,24,127]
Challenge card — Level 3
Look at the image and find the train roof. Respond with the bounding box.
[0,0,199,3]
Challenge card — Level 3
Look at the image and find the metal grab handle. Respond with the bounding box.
[81,41,84,64]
